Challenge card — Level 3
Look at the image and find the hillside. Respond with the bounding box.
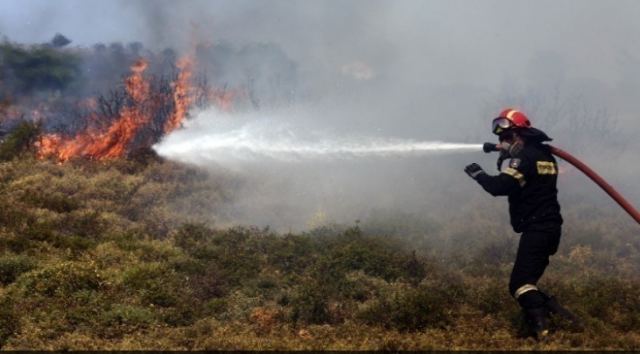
[0,131,639,350]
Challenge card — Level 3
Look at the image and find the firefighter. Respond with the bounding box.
[463,108,575,339]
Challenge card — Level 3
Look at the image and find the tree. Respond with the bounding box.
[0,41,82,94]
[50,33,71,48]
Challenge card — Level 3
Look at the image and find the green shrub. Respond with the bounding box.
[162,305,197,326]
[19,261,102,297]
[0,254,36,285]
[100,304,157,328]
[265,234,316,275]
[0,121,40,161]
[466,277,516,321]
[0,296,17,347]
[21,190,80,213]
[204,298,228,317]
[204,228,263,287]
[21,215,57,242]
[290,281,331,325]
[571,278,640,332]
[60,210,105,238]
[320,227,423,283]
[325,241,401,281]
[357,282,459,331]
[122,262,186,307]
[173,223,213,254]
[50,234,97,254]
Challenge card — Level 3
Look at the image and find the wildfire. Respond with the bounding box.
[35,53,242,162]
[209,88,237,113]
[164,57,193,133]
[38,58,152,161]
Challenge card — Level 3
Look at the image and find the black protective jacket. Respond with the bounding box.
[476,143,563,232]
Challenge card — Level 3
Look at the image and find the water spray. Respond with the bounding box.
[154,118,482,164]
[483,142,640,224]
[158,138,482,161]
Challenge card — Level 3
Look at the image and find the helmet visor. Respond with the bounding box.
[492,117,513,135]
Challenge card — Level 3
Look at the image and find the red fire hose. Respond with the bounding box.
[548,145,640,224]
[483,142,639,224]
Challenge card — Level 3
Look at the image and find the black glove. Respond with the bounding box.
[464,163,485,180]
[483,142,499,153]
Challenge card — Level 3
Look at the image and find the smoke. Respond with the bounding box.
[152,107,485,231]
[2,0,639,228]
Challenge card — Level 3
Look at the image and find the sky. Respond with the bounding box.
[1,0,638,229]
[3,0,640,87]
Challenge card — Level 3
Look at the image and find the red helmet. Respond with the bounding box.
[492,108,531,135]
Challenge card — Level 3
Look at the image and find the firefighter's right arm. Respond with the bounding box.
[465,161,525,196]
[475,156,529,196]
[475,172,520,196]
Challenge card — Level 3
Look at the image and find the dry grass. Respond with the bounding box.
[0,139,638,350]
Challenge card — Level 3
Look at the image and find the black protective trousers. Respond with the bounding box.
[509,222,562,309]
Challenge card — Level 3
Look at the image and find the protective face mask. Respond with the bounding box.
[496,139,523,170]
[499,139,523,158]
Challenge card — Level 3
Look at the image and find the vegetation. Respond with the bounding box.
[0,32,636,350]
[0,41,82,94]
[0,121,40,161]
[0,126,638,350]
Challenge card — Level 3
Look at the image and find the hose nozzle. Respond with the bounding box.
[483,142,500,153]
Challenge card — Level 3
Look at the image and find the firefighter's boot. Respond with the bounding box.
[525,307,550,340]
[545,295,583,329]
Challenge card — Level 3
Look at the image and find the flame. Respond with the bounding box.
[209,88,237,112]
[38,58,151,161]
[164,57,194,133]
[36,52,241,162]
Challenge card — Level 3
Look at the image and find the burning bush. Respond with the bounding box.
[37,57,190,161]
[1,36,300,164]
[1,39,249,162]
